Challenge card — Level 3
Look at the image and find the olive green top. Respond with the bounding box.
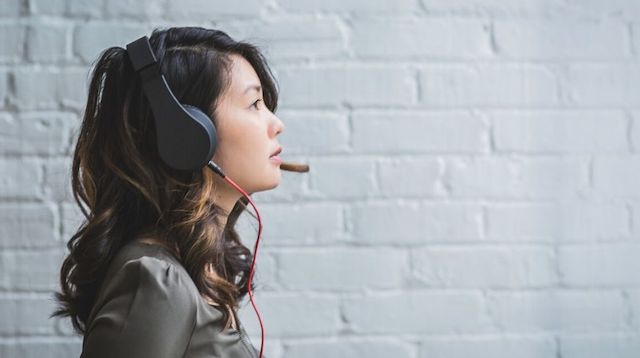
[80,240,262,358]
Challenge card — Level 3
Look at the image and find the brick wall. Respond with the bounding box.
[1,0,639,357]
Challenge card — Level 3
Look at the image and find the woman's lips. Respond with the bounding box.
[269,155,282,164]
[270,146,282,157]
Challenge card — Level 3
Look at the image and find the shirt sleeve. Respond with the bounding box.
[81,256,198,358]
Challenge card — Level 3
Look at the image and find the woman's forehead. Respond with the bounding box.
[228,54,261,96]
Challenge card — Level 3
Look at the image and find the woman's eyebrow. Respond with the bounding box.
[243,84,262,94]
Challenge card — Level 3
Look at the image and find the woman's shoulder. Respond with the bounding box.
[106,239,196,294]
[115,238,181,266]
[86,240,199,325]
[110,239,193,290]
[82,240,201,357]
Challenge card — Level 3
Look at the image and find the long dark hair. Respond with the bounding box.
[50,26,279,334]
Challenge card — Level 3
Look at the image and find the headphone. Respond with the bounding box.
[125,35,225,176]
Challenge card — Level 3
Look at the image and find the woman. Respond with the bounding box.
[50,26,304,357]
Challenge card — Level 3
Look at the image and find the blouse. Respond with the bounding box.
[80,240,262,358]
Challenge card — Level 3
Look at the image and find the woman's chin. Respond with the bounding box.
[254,170,281,192]
[268,174,282,190]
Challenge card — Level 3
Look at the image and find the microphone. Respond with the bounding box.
[279,161,310,173]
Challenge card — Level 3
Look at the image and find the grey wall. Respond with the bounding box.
[1,0,639,357]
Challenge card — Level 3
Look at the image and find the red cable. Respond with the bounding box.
[208,161,265,358]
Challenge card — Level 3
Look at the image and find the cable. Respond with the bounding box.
[206,161,265,358]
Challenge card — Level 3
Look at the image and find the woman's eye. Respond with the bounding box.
[251,99,263,110]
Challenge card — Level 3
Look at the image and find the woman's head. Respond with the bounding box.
[151,27,285,212]
[51,26,281,334]
[211,52,285,214]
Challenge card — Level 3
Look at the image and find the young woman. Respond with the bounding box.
[50,26,306,357]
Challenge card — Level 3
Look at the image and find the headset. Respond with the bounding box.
[125,35,226,176]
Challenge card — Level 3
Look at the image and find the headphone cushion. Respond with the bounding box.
[183,104,217,137]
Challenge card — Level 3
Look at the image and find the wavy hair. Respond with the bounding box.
[50,26,279,334]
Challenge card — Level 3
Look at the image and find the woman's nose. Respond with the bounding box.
[271,114,284,136]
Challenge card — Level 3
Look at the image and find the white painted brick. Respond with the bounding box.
[494,20,630,60]
[104,0,164,20]
[61,202,84,241]
[352,111,489,154]
[632,112,640,152]
[276,110,350,154]
[12,68,88,110]
[634,24,640,55]
[377,157,445,198]
[0,294,58,335]
[0,0,22,17]
[0,158,42,200]
[629,290,640,330]
[342,291,490,334]
[0,339,82,358]
[0,24,26,62]
[593,156,640,198]
[353,202,483,244]
[412,246,557,288]
[424,1,638,20]
[0,249,65,291]
[559,244,640,287]
[488,290,627,332]
[73,23,149,63]
[67,0,103,18]
[237,293,340,338]
[26,23,70,62]
[566,65,640,106]
[565,0,640,20]
[0,71,6,108]
[251,252,278,291]
[43,156,74,202]
[634,203,640,237]
[231,17,346,61]
[419,336,556,358]
[165,0,263,20]
[236,203,346,246]
[278,67,415,107]
[279,0,418,13]
[307,157,377,199]
[0,113,76,155]
[420,0,566,17]
[446,156,590,199]
[486,202,630,242]
[493,110,629,153]
[2,0,640,353]
[351,18,492,59]
[284,340,413,358]
[561,334,640,358]
[0,203,58,248]
[277,248,409,291]
[28,0,65,15]
[420,65,559,107]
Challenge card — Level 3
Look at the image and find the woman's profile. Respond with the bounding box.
[50,26,305,358]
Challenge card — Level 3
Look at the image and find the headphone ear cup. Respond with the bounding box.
[155,103,218,171]
[126,36,218,171]
[182,103,218,158]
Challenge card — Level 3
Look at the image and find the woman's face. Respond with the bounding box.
[211,53,285,196]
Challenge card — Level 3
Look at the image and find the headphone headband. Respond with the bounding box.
[125,36,218,171]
